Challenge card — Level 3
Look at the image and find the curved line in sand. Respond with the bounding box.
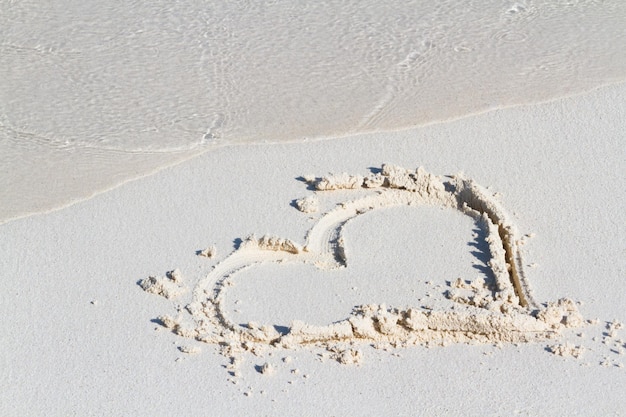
[141,165,583,357]
[183,165,557,347]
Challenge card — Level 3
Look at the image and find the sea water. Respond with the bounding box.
[1,0,625,223]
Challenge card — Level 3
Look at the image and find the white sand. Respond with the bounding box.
[1,83,625,416]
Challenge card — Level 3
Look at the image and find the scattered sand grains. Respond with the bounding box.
[295,195,319,213]
[259,362,275,375]
[199,245,217,258]
[178,345,201,354]
[139,269,185,299]
[549,343,585,359]
[315,173,364,190]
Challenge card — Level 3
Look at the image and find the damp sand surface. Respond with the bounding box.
[2,0,626,223]
[1,84,625,416]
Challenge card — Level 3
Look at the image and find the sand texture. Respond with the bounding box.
[1,84,625,416]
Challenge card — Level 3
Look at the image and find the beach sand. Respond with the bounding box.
[1,83,625,416]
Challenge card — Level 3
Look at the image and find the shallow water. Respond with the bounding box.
[1,0,626,222]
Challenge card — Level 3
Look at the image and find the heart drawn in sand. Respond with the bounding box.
[139,164,583,363]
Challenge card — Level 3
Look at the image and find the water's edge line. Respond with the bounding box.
[2,79,625,227]
[248,78,626,147]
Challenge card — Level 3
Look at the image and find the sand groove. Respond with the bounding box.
[141,164,583,361]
